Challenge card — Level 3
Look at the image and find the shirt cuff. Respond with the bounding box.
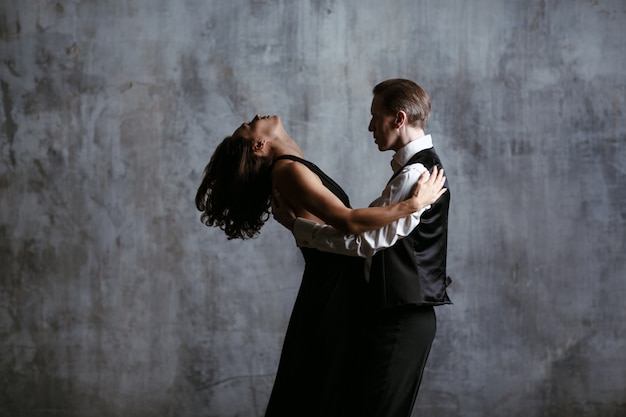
[292,217,319,247]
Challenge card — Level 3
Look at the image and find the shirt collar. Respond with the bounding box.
[391,134,433,172]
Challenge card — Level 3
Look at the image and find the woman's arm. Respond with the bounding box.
[271,160,445,235]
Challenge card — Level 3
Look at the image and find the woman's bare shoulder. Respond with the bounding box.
[273,158,327,199]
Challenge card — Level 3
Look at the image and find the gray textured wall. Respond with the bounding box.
[1,0,625,416]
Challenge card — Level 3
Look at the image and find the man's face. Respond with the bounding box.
[368,95,398,152]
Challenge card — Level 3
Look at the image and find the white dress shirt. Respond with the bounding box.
[292,135,434,259]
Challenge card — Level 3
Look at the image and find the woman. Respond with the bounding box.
[195,115,446,417]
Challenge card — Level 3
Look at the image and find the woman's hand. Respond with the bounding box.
[406,166,447,211]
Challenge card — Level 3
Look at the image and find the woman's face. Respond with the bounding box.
[232,115,281,140]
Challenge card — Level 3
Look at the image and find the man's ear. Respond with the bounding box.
[395,111,407,128]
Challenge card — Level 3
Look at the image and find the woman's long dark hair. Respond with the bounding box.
[195,135,273,239]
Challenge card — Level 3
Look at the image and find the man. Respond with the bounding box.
[273,78,451,417]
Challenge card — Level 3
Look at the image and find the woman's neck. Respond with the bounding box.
[270,134,304,160]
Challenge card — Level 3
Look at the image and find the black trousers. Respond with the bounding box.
[358,305,436,417]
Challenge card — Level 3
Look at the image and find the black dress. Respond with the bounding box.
[265,155,366,417]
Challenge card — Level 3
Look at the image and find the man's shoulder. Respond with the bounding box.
[389,159,427,186]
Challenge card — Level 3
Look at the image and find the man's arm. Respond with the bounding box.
[291,210,424,257]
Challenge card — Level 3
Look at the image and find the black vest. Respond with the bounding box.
[369,147,452,309]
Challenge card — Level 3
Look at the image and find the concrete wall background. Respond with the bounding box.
[1,1,625,416]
